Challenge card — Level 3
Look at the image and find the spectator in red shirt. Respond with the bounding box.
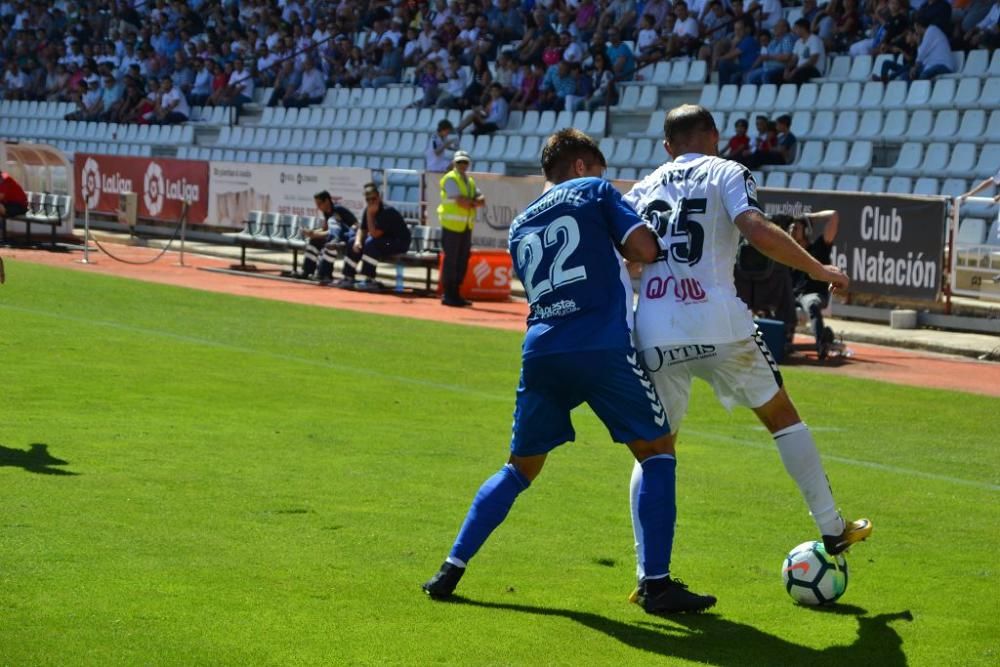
[0,172,29,220]
[721,118,752,160]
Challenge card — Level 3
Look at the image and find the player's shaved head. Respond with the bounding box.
[541,128,607,182]
[663,104,719,158]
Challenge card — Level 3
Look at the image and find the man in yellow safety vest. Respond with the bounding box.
[436,150,485,307]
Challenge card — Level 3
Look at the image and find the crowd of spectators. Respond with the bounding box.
[0,0,997,129]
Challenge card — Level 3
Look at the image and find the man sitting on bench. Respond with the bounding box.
[0,171,29,221]
[297,190,358,284]
[336,183,411,291]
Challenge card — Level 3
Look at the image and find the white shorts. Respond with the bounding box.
[638,330,783,433]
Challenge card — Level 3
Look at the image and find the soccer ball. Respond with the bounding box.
[781,540,848,606]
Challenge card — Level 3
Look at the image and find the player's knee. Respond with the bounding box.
[508,454,546,482]
[629,434,677,461]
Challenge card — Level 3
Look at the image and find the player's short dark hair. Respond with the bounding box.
[776,114,792,128]
[735,118,749,128]
[437,119,453,132]
[794,18,810,30]
[663,104,717,145]
[540,128,606,181]
[314,190,331,202]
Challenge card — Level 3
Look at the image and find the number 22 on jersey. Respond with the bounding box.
[516,215,588,303]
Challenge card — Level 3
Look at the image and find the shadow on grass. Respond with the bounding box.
[0,443,78,475]
[451,597,913,667]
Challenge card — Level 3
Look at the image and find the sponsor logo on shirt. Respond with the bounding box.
[530,299,580,319]
[644,275,707,303]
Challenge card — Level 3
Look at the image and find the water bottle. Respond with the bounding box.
[395,264,404,293]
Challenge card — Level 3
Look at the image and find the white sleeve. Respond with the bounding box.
[720,162,762,222]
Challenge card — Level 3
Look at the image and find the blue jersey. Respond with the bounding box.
[508,177,644,359]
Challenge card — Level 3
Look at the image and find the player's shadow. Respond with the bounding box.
[0,443,78,475]
[452,597,912,667]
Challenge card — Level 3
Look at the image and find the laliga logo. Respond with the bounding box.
[144,161,165,216]
[646,276,707,302]
[82,157,101,210]
[473,258,491,286]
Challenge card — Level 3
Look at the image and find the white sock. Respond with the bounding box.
[772,423,844,536]
[445,556,467,568]
[629,460,645,581]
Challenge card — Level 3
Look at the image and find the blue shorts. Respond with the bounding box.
[510,348,670,457]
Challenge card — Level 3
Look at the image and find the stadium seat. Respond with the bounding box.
[836,82,862,110]
[776,140,822,172]
[712,110,728,133]
[914,142,951,177]
[881,109,908,141]
[807,111,835,140]
[618,167,638,180]
[733,84,758,112]
[846,55,873,81]
[927,78,957,109]
[941,178,968,198]
[984,110,1000,141]
[698,84,719,109]
[504,135,523,162]
[616,85,642,111]
[887,176,913,193]
[957,218,988,244]
[913,177,940,196]
[814,82,839,109]
[554,110,573,130]
[687,60,707,85]
[860,175,886,193]
[820,141,849,172]
[858,81,885,109]
[485,135,507,161]
[882,80,908,108]
[872,53,898,78]
[836,174,860,192]
[519,135,541,162]
[971,143,1000,178]
[826,56,851,82]
[830,110,859,139]
[715,84,739,111]
[990,50,1000,77]
[904,110,933,141]
[773,83,797,110]
[649,61,671,85]
[924,110,959,142]
[637,85,657,109]
[639,110,666,138]
[958,50,989,78]
[754,83,777,111]
[955,109,986,141]
[789,110,811,137]
[843,141,873,172]
[980,78,1000,109]
[876,142,922,176]
[765,171,788,188]
[668,60,689,86]
[813,173,835,190]
[945,143,977,177]
[904,80,932,109]
[635,138,657,167]
[792,83,819,111]
[954,77,981,108]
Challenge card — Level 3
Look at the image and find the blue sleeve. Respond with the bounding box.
[599,180,645,245]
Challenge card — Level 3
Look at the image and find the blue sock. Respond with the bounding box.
[449,463,531,565]
[637,454,677,579]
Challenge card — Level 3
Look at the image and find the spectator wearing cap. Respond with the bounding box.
[336,183,411,291]
[436,151,485,307]
[456,82,509,136]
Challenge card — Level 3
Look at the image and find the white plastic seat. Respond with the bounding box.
[485,135,507,161]
[754,83,777,111]
[792,83,819,111]
[830,110,859,139]
[858,81,885,110]
[786,140,822,172]
[806,111,835,140]
[962,50,990,78]
[944,143,977,177]
[904,80,932,109]
[504,135,523,162]
[651,61,672,85]
[773,83,797,110]
[554,110,573,130]
[836,82,862,110]
[519,135,541,162]
[990,50,1000,76]
[586,110,606,136]
[611,138,635,167]
[632,138,654,166]
[860,175,885,193]
[979,78,1000,109]
[882,80,908,108]
[847,55,873,81]
[880,109,908,141]
[715,84,739,111]
[616,85,642,111]
[826,56,851,82]
[698,84,719,109]
[941,178,968,198]
[733,84,758,111]
[954,77,981,108]
[929,110,959,141]
[687,60,707,85]
[669,60,690,86]
[536,110,557,135]
[843,141,873,172]
[641,110,666,137]
[814,82,839,109]
[820,141,849,172]
[904,110,933,141]
[986,110,1000,141]
[927,78,957,109]
[637,85,657,109]
[789,110,811,137]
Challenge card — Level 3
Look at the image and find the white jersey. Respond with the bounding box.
[623,153,763,348]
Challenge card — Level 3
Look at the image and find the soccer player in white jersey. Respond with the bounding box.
[623,104,872,597]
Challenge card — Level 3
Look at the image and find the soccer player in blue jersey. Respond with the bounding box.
[422,129,717,614]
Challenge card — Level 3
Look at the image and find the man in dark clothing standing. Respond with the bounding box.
[336,183,411,291]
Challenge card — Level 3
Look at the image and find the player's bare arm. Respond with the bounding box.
[735,209,848,291]
[620,224,659,264]
[804,210,839,244]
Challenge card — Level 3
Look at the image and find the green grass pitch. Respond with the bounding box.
[1,260,997,666]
